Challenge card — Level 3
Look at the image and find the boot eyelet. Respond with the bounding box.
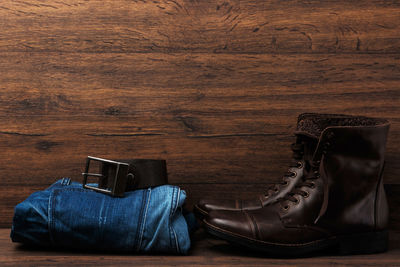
[310,182,316,188]
[282,180,289,186]
[282,205,289,211]
[290,171,297,178]
[303,191,310,198]
[296,161,303,168]
[274,188,279,192]
[294,198,300,204]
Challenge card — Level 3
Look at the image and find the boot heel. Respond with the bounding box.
[337,230,388,255]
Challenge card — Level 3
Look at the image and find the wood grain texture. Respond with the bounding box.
[0,52,398,186]
[0,0,400,53]
[0,0,399,229]
[1,228,400,266]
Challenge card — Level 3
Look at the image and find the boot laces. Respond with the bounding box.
[264,143,304,197]
[280,160,320,206]
[279,137,334,213]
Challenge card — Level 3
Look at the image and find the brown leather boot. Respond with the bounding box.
[194,113,323,218]
[194,113,364,218]
[204,115,390,256]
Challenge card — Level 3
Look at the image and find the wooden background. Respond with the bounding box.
[0,0,399,228]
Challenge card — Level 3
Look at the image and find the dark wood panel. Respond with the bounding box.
[0,52,398,112]
[0,0,399,53]
[0,116,398,184]
[0,133,295,184]
[1,228,400,266]
[0,52,398,185]
[0,53,399,117]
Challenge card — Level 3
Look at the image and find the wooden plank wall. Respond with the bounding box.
[0,0,399,228]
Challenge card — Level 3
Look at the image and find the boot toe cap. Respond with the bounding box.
[204,210,256,240]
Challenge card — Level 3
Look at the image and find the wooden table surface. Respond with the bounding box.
[1,228,399,266]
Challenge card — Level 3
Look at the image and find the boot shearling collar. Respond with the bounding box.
[295,113,388,138]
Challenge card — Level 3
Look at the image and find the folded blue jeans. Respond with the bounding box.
[11,178,193,254]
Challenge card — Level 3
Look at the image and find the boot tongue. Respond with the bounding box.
[296,134,318,163]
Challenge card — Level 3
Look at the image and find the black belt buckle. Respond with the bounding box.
[82,156,132,197]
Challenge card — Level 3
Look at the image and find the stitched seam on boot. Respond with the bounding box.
[204,220,330,247]
[244,210,260,240]
[374,162,386,230]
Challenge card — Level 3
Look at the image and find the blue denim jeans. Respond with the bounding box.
[11,178,193,254]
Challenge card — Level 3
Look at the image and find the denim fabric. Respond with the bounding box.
[11,178,192,254]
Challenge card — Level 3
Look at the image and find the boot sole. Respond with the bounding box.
[204,220,388,257]
[193,205,208,220]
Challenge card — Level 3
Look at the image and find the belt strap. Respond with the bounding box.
[121,159,168,190]
[82,156,168,197]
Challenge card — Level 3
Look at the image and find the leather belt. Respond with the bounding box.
[82,156,168,197]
